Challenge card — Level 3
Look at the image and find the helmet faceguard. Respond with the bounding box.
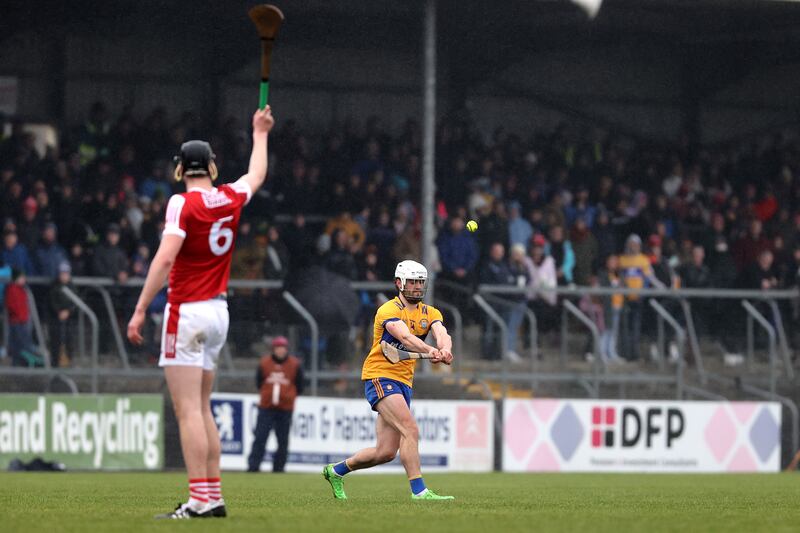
[394,260,428,304]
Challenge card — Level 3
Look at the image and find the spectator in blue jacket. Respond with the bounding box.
[565,186,597,229]
[1,229,35,275]
[508,201,533,251]
[437,216,478,285]
[34,223,68,279]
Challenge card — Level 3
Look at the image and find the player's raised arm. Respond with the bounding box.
[237,106,275,195]
[385,320,439,358]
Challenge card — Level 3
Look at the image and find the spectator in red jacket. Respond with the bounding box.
[5,268,34,366]
[247,336,305,473]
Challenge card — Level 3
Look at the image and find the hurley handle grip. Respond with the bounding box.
[259,81,270,109]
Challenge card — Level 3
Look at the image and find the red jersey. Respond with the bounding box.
[5,283,29,324]
[163,180,252,305]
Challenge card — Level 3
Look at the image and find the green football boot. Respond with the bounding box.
[322,464,348,500]
[411,488,454,501]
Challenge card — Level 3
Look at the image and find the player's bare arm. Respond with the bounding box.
[126,234,184,345]
[237,107,275,195]
[431,322,454,365]
[385,320,440,359]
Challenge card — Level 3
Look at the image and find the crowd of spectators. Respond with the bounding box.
[3,101,800,365]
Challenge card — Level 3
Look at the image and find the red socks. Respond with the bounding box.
[188,478,209,507]
[207,477,222,502]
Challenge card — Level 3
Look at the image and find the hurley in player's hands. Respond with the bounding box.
[430,348,453,365]
[253,106,275,134]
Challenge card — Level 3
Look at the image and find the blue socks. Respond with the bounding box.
[332,461,426,494]
[332,460,351,477]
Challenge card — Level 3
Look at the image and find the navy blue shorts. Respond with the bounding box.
[364,377,413,411]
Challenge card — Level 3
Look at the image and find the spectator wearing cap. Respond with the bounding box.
[18,196,42,251]
[1,228,34,275]
[35,223,68,279]
[48,262,76,367]
[248,336,305,473]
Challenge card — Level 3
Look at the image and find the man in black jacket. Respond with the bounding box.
[679,245,712,338]
[48,261,76,367]
[91,223,129,282]
[91,223,129,351]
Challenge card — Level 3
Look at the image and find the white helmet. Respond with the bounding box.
[395,260,428,303]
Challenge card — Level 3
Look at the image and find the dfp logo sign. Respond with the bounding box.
[211,399,243,454]
[591,406,685,449]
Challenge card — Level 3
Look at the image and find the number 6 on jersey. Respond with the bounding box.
[210,216,234,256]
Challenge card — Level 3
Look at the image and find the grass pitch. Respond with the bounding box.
[3,471,800,532]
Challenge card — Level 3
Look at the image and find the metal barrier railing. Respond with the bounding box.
[60,286,99,393]
[561,299,603,396]
[473,294,509,396]
[477,284,800,300]
[742,300,778,395]
[677,298,706,383]
[24,285,49,368]
[46,373,79,395]
[7,278,798,402]
[83,285,130,369]
[649,299,685,400]
[282,290,319,396]
[767,299,794,379]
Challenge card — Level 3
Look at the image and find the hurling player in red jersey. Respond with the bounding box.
[127,106,274,519]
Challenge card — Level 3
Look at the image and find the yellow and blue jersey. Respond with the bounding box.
[361,297,444,387]
[619,253,652,300]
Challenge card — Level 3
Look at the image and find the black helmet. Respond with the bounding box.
[174,140,216,179]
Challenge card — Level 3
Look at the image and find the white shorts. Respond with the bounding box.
[159,298,229,371]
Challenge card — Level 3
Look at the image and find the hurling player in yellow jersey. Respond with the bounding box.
[323,260,455,501]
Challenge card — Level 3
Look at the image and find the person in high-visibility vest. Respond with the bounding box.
[247,336,304,473]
